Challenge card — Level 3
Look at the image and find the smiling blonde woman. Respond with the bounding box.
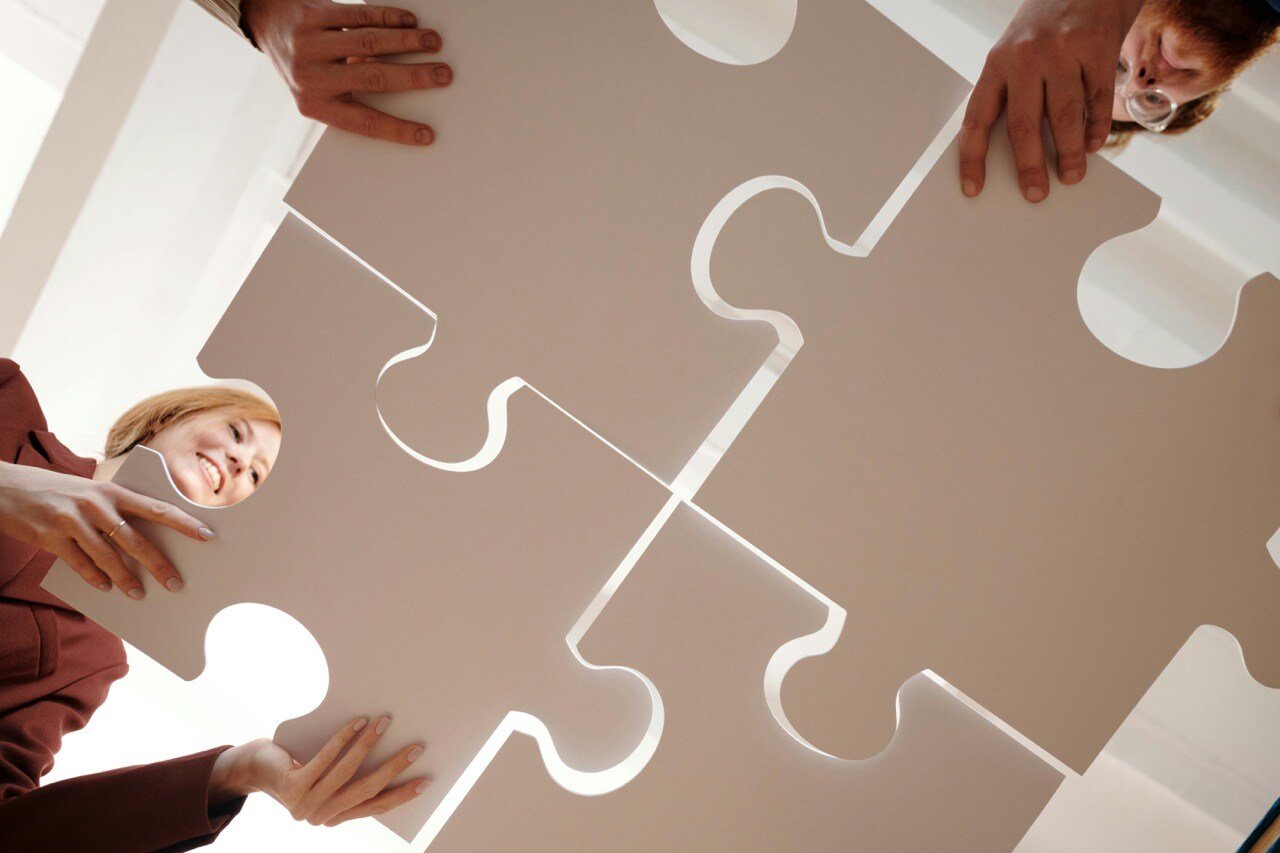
[0,359,427,849]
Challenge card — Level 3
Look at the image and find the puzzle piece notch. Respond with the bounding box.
[45,214,668,841]
[286,0,970,483]
[693,127,1280,774]
[431,504,1063,850]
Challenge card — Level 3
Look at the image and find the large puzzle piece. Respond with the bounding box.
[43,214,670,841]
[284,0,969,483]
[693,127,1280,773]
[432,504,1063,850]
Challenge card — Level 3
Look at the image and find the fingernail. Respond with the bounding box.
[423,31,441,51]
[432,65,452,85]
[415,127,434,145]
[961,179,977,197]
[400,12,416,26]
[353,718,368,732]
[1024,186,1046,203]
[97,581,112,592]
[375,717,390,735]
[1062,169,1082,184]
[166,577,184,592]
[415,779,430,794]
[198,527,216,540]
[127,588,144,600]
[407,746,424,762]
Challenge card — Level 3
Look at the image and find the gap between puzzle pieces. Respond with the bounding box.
[691,117,1280,775]
[46,213,670,842]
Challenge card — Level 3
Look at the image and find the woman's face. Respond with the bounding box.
[1114,5,1226,122]
[145,408,281,507]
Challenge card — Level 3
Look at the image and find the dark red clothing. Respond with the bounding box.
[0,359,243,851]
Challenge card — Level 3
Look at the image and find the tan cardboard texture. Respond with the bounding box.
[693,128,1280,774]
[44,214,670,841]
[433,504,1063,851]
[284,0,969,483]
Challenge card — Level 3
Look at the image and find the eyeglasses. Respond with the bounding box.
[1115,54,1181,133]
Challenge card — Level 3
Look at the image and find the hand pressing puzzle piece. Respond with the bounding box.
[44,214,669,841]
[285,0,969,483]
[431,504,1064,850]
[693,128,1280,774]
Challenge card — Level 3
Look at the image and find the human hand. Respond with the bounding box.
[241,0,452,145]
[0,460,213,599]
[211,717,428,826]
[959,0,1144,202]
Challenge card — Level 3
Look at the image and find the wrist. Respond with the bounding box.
[208,743,261,806]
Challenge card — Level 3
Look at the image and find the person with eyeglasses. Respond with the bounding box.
[959,0,1280,203]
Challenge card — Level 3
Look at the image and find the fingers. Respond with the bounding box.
[105,519,184,592]
[113,484,213,542]
[311,100,435,145]
[316,26,441,60]
[323,776,428,826]
[293,717,369,792]
[59,539,113,592]
[958,68,1005,198]
[71,522,143,600]
[309,4,419,30]
[302,716,392,813]
[1044,66,1088,186]
[326,61,452,96]
[1083,59,1116,153]
[1005,73,1049,203]
[313,741,426,826]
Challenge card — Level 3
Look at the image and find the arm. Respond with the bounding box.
[0,669,428,846]
[0,666,246,852]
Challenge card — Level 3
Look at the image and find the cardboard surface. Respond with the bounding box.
[44,214,669,840]
[694,128,1280,773]
[284,0,968,482]
[433,504,1063,850]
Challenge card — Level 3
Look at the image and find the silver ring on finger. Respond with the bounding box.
[102,519,127,541]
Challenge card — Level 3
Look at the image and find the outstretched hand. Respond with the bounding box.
[241,0,452,145]
[960,0,1144,202]
[212,716,428,826]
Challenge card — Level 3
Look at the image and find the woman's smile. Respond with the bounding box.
[197,452,225,495]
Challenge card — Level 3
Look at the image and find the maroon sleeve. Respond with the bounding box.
[0,664,246,852]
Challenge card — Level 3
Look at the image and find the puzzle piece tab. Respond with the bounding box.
[432,504,1063,850]
[694,129,1280,773]
[285,0,969,483]
[44,214,669,840]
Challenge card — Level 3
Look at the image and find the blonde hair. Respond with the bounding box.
[105,386,280,459]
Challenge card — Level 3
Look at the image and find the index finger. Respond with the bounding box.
[1083,58,1116,153]
[1044,67,1088,185]
[316,4,419,30]
[112,484,215,542]
[958,69,1005,198]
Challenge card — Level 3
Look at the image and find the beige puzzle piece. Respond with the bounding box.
[693,129,1280,774]
[284,0,968,483]
[44,214,670,841]
[432,503,1063,851]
